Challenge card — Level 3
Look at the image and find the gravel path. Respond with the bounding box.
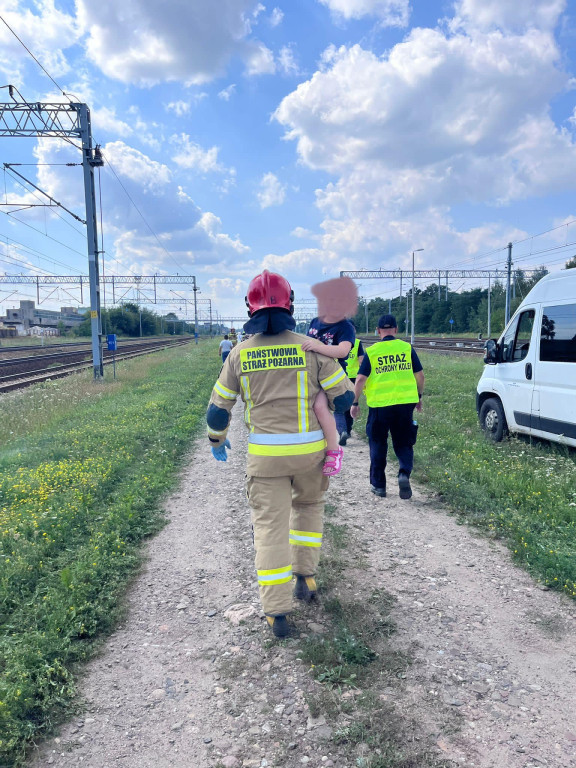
[30,419,576,768]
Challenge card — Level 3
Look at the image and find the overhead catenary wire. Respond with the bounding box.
[0,210,85,256]
[0,23,197,328]
[3,165,87,237]
[0,230,84,272]
[0,15,68,98]
[100,151,194,278]
[1,19,193,285]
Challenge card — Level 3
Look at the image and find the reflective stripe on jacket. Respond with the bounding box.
[207,330,354,477]
[345,339,361,378]
[364,339,418,407]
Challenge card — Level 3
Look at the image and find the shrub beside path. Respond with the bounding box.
[30,419,576,768]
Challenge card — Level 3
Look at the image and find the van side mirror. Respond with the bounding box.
[483,339,498,365]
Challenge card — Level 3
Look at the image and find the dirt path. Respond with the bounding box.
[30,420,576,768]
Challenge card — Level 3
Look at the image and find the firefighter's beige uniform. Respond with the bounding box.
[207,330,354,616]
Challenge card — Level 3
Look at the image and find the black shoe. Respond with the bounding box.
[294,575,317,603]
[371,485,387,497]
[338,431,349,446]
[266,615,290,638]
[398,472,412,500]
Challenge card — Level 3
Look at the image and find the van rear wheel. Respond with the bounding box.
[479,398,507,442]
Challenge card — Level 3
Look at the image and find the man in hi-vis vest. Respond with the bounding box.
[206,270,354,638]
[350,314,424,500]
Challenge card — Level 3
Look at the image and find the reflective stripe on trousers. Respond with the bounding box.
[289,530,323,547]
[257,565,292,585]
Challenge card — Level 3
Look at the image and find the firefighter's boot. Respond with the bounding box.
[266,615,290,638]
[294,575,317,603]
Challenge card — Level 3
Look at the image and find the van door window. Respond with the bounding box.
[540,304,576,363]
[501,310,535,363]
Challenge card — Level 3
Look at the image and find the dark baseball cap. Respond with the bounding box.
[378,314,398,329]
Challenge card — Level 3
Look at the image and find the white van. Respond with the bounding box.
[477,270,576,446]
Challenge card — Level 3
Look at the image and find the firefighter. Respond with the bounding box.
[206,270,354,637]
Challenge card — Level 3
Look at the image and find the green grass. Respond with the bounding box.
[358,352,576,599]
[0,343,220,766]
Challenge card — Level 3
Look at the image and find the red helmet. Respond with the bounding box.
[245,270,294,315]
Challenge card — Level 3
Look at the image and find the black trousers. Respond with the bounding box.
[366,404,417,489]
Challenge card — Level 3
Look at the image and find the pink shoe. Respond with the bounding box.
[322,448,343,476]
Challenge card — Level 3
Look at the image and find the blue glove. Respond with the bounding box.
[211,439,231,462]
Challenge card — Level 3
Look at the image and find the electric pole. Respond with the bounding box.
[411,248,424,345]
[0,101,104,377]
[193,277,199,343]
[505,242,513,326]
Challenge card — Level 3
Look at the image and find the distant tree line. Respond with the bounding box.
[72,302,211,337]
[351,264,570,337]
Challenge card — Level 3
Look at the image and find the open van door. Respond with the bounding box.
[532,302,576,443]
[496,308,537,434]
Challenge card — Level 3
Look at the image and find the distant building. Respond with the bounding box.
[29,326,59,337]
[0,300,86,333]
[0,322,17,338]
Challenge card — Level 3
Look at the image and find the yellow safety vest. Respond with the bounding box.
[364,339,418,407]
[345,339,361,378]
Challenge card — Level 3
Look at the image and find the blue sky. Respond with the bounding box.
[1,0,576,321]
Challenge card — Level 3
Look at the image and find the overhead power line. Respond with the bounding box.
[100,151,194,278]
[0,15,68,97]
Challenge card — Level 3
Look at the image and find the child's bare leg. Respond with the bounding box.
[313,390,339,452]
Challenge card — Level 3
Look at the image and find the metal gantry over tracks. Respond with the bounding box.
[0,101,201,375]
[0,101,106,378]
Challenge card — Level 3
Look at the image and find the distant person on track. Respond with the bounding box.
[219,334,233,364]
[206,270,354,638]
[350,314,424,500]
[301,277,358,474]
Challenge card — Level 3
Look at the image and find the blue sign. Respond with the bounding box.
[449,318,454,325]
[107,334,117,351]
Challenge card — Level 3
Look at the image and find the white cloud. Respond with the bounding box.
[103,141,172,189]
[76,0,275,85]
[20,134,250,286]
[257,173,287,208]
[207,277,249,299]
[171,134,229,175]
[165,101,191,116]
[198,212,250,255]
[251,3,266,21]
[92,106,133,137]
[0,0,80,82]
[245,42,276,75]
[452,0,566,33]
[270,7,284,26]
[291,227,321,240]
[278,45,301,75]
[218,84,237,101]
[262,247,345,284]
[271,4,576,268]
[318,0,409,25]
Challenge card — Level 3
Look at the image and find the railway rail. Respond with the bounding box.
[358,335,485,355]
[0,335,194,359]
[0,338,193,393]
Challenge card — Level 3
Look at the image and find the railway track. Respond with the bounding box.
[0,335,194,359]
[358,335,485,355]
[0,338,193,393]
